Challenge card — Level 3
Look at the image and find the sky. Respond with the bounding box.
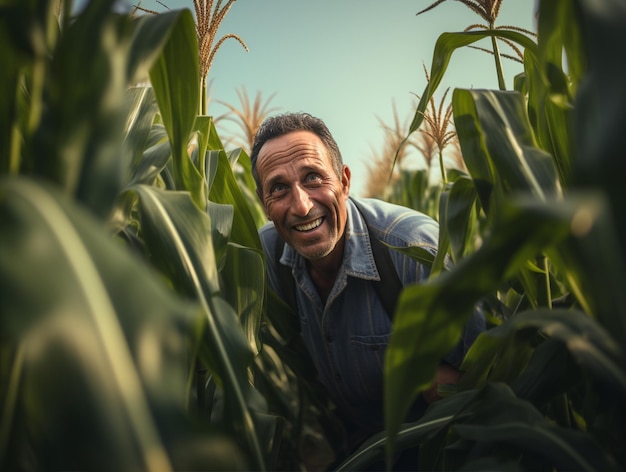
[97,0,537,196]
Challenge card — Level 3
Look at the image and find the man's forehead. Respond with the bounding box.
[257,132,329,168]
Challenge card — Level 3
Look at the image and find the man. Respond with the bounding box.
[250,112,485,464]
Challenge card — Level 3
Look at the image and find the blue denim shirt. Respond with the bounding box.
[259,197,485,433]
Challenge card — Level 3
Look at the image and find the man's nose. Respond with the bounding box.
[291,184,314,216]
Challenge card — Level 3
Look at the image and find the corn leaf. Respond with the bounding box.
[406,30,539,137]
[221,243,265,355]
[124,86,160,175]
[207,150,262,250]
[454,422,619,472]
[384,196,588,456]
[573,0,626,275]
[148,9,206,209]
[446,175,478,263]
[454,89,561,201]
[0,177,239,471]
[125,184,266,470]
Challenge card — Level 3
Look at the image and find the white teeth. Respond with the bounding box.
[295,217,323,232]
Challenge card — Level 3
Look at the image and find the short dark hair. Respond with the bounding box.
[250,112,343,190]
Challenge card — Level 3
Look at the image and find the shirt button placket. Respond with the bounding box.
[325,332,342,383]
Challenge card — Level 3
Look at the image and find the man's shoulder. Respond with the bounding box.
[352,196,420,216]
[350,197,439,245]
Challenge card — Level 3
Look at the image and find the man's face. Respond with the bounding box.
[256,130,351,261]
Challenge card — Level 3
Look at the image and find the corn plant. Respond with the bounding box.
[0,0,316,470]
[336,0,626,470]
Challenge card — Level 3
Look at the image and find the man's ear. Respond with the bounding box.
[341,165,351,197]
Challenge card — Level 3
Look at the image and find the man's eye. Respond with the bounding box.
[270,183,287,194]
[305,173,322,183]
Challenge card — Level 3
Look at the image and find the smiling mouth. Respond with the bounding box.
[294,217,324,232]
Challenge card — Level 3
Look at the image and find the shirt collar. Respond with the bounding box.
[344,197,380,280]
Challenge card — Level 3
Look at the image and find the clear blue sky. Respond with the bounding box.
[93,1,538,196]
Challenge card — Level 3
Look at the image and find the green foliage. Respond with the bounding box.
[147,9,207,209]
[385,168,442,219]
[0,0,299,470]
[359,0,626,470]
[4,0,626,471]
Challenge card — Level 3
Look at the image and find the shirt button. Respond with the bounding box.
[326,334,334,343]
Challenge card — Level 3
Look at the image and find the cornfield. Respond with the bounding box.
[1,0,625,471]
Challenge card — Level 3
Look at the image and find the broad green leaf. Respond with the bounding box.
[231,147,257,199]
[406,30,539,137]
[572,0,626,275]
[206,113,226,151]
[228,147,268,229]
[109,121,171,238]
[0,0,63,174]
[384,196,586,453]
[522,37,575,189]
[513,259,545,310]
[545,193,626,351]
[337,384,492,471]
[410,169,431,215]
[28,0,136,219]
[127,185,220,296]
[544,94,574,187]
[124,86,159,175]
[221,243,265,355]
[461,308,626,398]
[446,175,477,264]
[336,415,455,471]
[0,177,213,471]
[148,9,206,209]
[451,90,496,213]
[127,9,192,85]
[130,140,172,187]
[453,84,564,310]
[203,120,266,229]
[510,338,580,409]
[454,422,618,472]
[261,289,322,389]
[455,329,513,390]
[382,243,435,268]
[192,115,213,175]
[207,200,234,271]
[125,184,266,470]
[538,0,585,94]
[455,89,562,200]
[523,48,574,188]
[431,189,450,276]
[418,383,546,471]
[207,150,262,250]
[0,1,31,174]
[197,297,272,469]
[393,28,539,180]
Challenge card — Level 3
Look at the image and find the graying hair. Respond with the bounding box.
[250,112,343,190]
